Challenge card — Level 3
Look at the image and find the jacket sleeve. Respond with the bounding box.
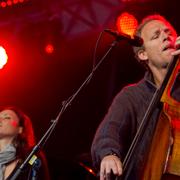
[91,87,137,170]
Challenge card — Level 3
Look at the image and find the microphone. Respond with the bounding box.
[175,38,180,49]
[104,29,143,47]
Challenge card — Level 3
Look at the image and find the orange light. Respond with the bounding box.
[116,12,138,38]
[45,44,54,54]
[79,162,96,176]
[0,46,8,69]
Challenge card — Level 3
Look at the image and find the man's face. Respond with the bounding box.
[140,20,177,70]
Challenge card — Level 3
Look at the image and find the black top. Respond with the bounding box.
[7,152,50,180]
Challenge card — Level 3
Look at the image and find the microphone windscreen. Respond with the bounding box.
[175,38,180,49]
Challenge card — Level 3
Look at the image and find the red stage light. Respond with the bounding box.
[0,46,8,69]
[1,2,7,8]
[7,0,13,6]
[116,12,138,38]
[0,0,28,8]
[13,0,18,4]
[45,44,54,54]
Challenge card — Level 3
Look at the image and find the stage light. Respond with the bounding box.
[45,43,54,55]
[1,2,7,8]
[13,0,18,4]
[116,12,138,38]
[0,0,28,8]
[0,46,8,69]
[7,0,13,6]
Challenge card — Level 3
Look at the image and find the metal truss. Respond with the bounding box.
[0,0,125,39]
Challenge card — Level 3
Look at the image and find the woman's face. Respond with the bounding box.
[0,110,23,140]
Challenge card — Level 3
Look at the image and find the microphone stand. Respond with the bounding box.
[31,158,41,180]
[10,39,119,180]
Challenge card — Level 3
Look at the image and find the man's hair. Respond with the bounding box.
[133,14,177,65]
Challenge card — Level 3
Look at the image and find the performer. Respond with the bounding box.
[0,106,50,180]
[91,14,180,180]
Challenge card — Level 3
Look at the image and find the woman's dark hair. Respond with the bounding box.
[0,106,36,159]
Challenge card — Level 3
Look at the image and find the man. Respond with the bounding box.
[91,14,180,180]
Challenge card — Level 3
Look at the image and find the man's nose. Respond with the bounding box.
[162,33,170,41]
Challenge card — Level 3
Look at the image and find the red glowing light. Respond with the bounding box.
[116,12,138,38]
[13,0,18,4]
[45,44,54,54]
[1,2,7,8]
[7,0,13,6]
[0,0,28,8]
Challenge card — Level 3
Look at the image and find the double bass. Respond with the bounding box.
[119,55,180,179]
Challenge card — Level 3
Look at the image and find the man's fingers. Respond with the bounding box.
[100,163,106,180]
[171,49,180,56]
[100,155,123,180]
[113,158,123,176]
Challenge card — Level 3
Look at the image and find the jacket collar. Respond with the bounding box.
[144,71,157,90]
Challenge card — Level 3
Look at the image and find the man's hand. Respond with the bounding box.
[172,36,180,56]
[100,155,123,180]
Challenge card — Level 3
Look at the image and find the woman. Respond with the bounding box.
[0,106,50,180]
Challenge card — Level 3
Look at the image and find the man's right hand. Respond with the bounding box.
[100,154,123,180]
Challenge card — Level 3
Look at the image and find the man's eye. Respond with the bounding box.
[152,34,158,39]
[4,117,11,120]
[165,29,172,35]
[168,32,173,36]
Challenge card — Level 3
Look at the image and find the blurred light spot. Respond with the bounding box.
[0,46,8,69]
[45,44,54,55]
[116,12,138,38]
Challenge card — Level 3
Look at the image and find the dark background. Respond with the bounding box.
[0,0,179,179]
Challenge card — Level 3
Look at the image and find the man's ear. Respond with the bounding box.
[137,49,148,61]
